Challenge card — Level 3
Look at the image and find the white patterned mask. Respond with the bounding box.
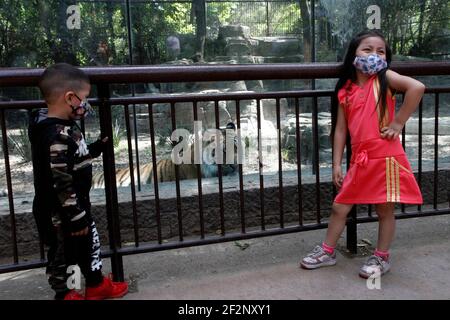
[353,54,387,75]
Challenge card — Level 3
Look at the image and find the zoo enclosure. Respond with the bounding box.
[0,62,449,280]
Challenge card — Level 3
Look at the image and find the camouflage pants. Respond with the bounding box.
[46,220,103,299]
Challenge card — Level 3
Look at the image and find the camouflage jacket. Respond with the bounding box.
[29,109,105,239]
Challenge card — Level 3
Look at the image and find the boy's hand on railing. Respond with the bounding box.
[88,136,110,158]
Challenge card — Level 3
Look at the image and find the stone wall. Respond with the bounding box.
[0,169,448,258]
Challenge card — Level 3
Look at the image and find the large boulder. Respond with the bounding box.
[218,25,252,39]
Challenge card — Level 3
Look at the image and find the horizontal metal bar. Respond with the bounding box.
[0,249,115,273]
[1,62,449,86]
[1,86,449,110]
[107,90,334,104]
[0,103,40,111]
[2,207,449,274]
[0,90,333,110]
[113,208,450,257]
[0,260,47,274]
[116,223,330,256]
[356,208,450,224]
[116,207,450,257]
[424,87,450,93]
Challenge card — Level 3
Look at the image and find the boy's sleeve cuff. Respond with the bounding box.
[69,212,90,233]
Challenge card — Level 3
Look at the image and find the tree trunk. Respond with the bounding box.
[298,0,313,111]
[192,0,206,61]
[131,8,146,65]
[417,0,427,49]
[55,0,78,64]
[326,21,332,50]
[299,0,311,62]
[106,1,116,60]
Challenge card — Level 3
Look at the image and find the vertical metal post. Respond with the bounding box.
[311,0,316,66]
[192,101,205,239]
[418,100,423,211]
[345,138,357,253]
[276,98,284,227]
[0,109,18,263]
[346,207,357,253]
[312,95,321,223]
[236,100,246,234]
[125,0,141,191]
[125,0,133,66]
[97,84,124,281]
[433,94,439,209]
[295,98,303,225]
[169,103,183,241]
[257,99,265,231]
[401,93,406,213]
[214,101,225,235]
[311,0,317,175]
[123,104,139,246]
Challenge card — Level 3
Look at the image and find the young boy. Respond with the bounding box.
[29,63,128,300]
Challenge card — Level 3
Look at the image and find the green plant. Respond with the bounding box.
[156,126,173,148]
[7,124,32,163]
[281,145,296,163]
[112,118,126,150]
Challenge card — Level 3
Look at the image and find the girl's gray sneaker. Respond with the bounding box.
[300,245,337,269]
[359,255,391,279]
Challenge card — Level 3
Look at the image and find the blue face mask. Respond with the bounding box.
[353,54,387,75]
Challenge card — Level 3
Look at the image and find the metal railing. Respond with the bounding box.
[0,62,449,280]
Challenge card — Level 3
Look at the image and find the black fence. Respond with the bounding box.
[0,62,449,281]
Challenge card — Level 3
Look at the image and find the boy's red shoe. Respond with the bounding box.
[64,290,85,300]
[85,275,128,300]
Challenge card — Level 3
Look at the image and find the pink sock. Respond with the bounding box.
[322,242,335,255]
[374,249,390,261]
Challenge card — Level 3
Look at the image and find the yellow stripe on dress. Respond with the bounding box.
[386,157,404,202]
[386,157,391,202]
[390,157,396,202]
[392,158,400,202]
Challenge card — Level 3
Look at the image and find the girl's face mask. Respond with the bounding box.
[353,54,387,75]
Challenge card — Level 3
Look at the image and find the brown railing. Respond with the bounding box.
[0,62,449,280]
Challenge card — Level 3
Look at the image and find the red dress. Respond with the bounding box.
[334,76,423,204]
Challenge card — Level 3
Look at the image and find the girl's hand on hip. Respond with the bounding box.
[381,120,403,140]
[333,165,344,189]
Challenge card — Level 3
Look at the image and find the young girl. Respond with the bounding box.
[300,30,425,278]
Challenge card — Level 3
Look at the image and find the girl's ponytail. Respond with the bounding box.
[376,68,390,129]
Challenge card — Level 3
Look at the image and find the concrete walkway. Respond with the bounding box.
[0,214,449,300]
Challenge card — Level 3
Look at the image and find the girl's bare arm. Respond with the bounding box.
[332,104,348,187]
[333,104,347,165]
[382,70,425,139]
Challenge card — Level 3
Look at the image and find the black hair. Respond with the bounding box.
[38,63,90,104]
[331,30,392,139]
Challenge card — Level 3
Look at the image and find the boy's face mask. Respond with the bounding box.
[70,93,94,118]
[353,53,387,75]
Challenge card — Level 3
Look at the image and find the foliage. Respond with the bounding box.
[112,118,126,151]
[7,124,32,163]
[319,0,450,57]
[206,2,236,38]
[0,0,448,69]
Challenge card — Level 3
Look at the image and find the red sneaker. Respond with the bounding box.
[85,275,128,300]
[64,290,85,300]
